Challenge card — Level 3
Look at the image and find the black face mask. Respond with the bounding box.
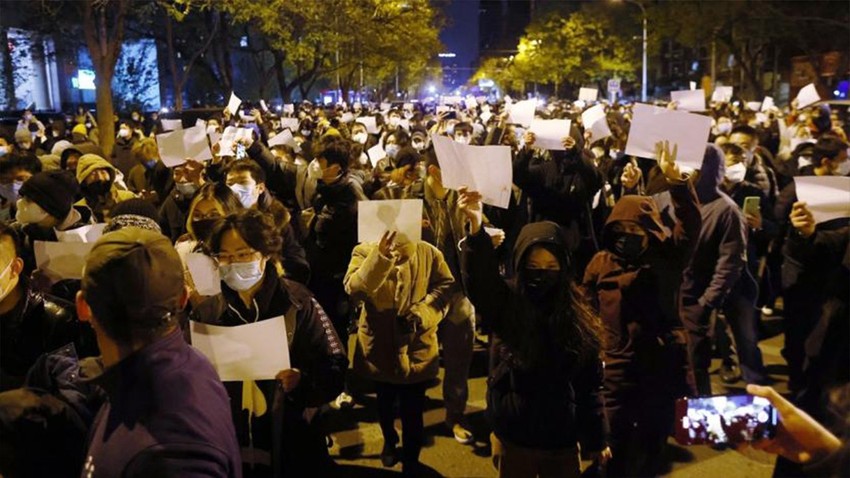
[613,233,646,261]
[191,218,218,241]
[83,180,111,197]
[523,268,560,300]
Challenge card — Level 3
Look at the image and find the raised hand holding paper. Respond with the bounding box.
[431,135,513,208]
[529,119,572,150]
[761,96,775,111]
[190,315,291,382]
[796,83,820,109]
[358,199,423,244]
[671,89,706,112]
[624,103,712,171]
[226,92,242,115]
[268,129,298,151]
[582,104,611,143]
[157,125,213,167]
[283,104,295,114]
[579,87,598,102]
[794,176,850,224]
[280,117,299,131]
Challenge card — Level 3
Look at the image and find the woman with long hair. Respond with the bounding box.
[460,187,611,478]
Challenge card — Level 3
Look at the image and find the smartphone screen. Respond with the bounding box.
[674,395,778,446]
[743,196,761,216]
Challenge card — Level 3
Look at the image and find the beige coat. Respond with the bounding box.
[344,241,454,384]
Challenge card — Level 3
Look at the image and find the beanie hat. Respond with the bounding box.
[103,198,162,234]
[18,170,80,220]
[72,124,87,136]
[15,129,31,144]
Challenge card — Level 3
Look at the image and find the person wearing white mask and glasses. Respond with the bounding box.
[192,209,346,477]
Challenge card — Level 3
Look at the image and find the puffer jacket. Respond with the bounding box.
[345,241,454,384]
[74,154,137,221]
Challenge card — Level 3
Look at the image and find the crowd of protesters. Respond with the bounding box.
[0,89,847,478]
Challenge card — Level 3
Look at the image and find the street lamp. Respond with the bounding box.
[613,0,648,102]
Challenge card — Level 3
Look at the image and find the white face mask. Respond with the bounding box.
[300,130,311,137]
[353,132,368,144]
[0,258,17,302]
[725,162,747,184]
[835,159,850,177]
[411,140,425,151]
[175,182,199,197]
[229,184,258,208]
[358,153,369,166]
[385,144,400,159]
[117,128,131,139]
[388,117,400,128]
[0,146,8,157]
[15,198,50,224]
[219,260,264,292]
[454,135,470,145]
[715,122,732,135]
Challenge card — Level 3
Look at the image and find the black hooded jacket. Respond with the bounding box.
[462,221,607,451]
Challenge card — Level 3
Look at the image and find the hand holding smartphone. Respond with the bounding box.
[674,394,778,446]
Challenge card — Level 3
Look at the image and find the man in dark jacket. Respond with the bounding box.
[582,141,699,477]
[0,223,96,391]
[159,159,205,242]
[514,130,603,272]
[681,145,769,395]
[76,227,242,478]
[305,136,367,355]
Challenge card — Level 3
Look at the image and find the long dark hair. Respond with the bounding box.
[507,245,604,367]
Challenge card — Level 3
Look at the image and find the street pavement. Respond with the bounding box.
[325,316,789,477]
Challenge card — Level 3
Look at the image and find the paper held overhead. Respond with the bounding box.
[794,176,850,224]
[226,92,242,116]
[670,89,706,112]
[795,83,820,109]
[356,116,380,134]
[582,104,611,143]
[431,134,513,209]
[161,119,183,132]
[190,315,291,382]
[357,199,423,245]
[761,96,775,111]
[529,119,572,150]
[507,99,537,127]
[624,103,712,171]
[156,125,213,168]
[267,129,300,153]
[711,86,733,103]
[283,104,295,114]
[578,88,598,102]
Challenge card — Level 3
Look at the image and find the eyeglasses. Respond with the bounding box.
[211,249,261,265]
[193,211,222,221]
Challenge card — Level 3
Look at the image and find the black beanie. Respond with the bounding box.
[19,170,79,220]
[108,198,160,222]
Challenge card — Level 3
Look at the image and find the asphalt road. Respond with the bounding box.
[324,315,789,477]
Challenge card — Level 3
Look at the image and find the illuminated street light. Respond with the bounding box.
[612,0,648,102]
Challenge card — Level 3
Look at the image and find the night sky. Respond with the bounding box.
[438,0,480,87]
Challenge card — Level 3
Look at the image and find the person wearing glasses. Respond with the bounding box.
[191,209,347,477]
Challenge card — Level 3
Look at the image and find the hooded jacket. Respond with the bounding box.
[682,145,748,310]
[463,222,607,451]
[582,180,700,402]
[74,154,137,221]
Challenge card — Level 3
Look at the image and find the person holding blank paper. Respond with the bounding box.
[344,230,454,474]
[192,209,347,477]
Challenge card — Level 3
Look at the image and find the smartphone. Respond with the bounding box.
[674,394,778,446]
[743,196,761,216]
[235,143,247,160]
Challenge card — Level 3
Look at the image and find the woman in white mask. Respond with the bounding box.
[193,209,347,477]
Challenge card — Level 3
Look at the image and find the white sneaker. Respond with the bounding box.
[452,423,474,444]
[761,306,774,317]
[330,392,354,410]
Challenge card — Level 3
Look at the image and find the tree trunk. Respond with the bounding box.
[95,64,116,156]
[0,28,15,109]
